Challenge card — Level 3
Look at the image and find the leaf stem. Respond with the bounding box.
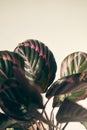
[62,122,68,130]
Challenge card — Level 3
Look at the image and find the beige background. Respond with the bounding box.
[0,0,87,129]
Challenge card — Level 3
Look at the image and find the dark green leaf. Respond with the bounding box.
[46,73,87,102]
[0,51,24,87]
[6,122,30,130]
[14,39,57,92]
[56,98,87,123]
[0,96,29,121]
[26,104,53,126]
[13,67,44,109]
[46,74,81,98]
[0,112,16,130]
[0,67,44,121]
[60,51,87,78]
[52,86,87,108]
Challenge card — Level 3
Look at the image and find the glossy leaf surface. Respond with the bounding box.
[46,73,87,97]
[46,73,87,108]
[0,68,43,121]
[14,39,57,92]
[0,51,24,87]
[60,51,87,78]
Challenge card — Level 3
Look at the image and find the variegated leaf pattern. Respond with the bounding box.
[0,67,43,121]
[60,51,87,78]
[48,52,87,107]
[0,51,24,87]
[14,39,57,92]
[46,73,87,107]
[56,98,87,123]
[46,73,87,98]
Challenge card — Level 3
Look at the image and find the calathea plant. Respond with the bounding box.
[0,40,87,130]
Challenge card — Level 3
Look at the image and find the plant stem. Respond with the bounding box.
[34,120,41,130]
[50,108,54,130]
[30,123,36,130]
[39,121,46,130]
[62,122,68,130]
[42,98,51,115]
[43,110,50,121]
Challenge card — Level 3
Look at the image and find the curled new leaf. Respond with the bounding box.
[14,39,57,92]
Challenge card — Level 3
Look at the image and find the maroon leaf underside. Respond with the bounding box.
[56,98,87,123]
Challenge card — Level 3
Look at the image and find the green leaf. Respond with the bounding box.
[13,67,44,109]
[0,112,16,130]
[52,95,67,108]
[46,74,80,98]
[0,51,24,86]
[56,98,87,123]
[6,127,25,130]
[60,51,87,78]
[67,89,87,101]
[46,73,87,103]
[52,88,87,108]
[14,39,57,92]
[81,122,87,129]
[27,104,52,125]
[0,68,44,121]
[6,122,29,130]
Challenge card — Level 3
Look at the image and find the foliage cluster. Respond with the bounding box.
[0,40,87,130]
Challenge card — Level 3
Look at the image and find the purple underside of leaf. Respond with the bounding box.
[46,73,87,100]
[56,98,87,123]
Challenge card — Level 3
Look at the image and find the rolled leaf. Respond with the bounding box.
[60,51,87,78]
[14,39,57,92]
